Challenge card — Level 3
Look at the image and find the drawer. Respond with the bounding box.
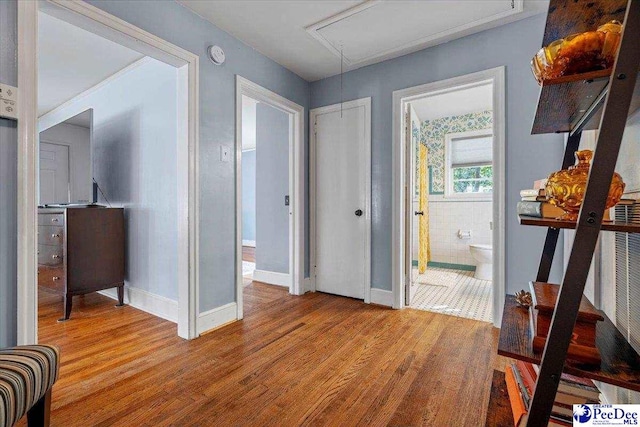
[38,265,65,293]
[38,245,64,266]
[38,213,64,226]
[38,226,64,246]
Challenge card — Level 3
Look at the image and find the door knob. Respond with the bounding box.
[414,211,424,216]
[355,209,363,217]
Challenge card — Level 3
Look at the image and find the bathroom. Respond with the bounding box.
[408,82,494,323]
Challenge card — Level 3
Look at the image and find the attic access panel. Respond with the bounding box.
[306,0,524,68]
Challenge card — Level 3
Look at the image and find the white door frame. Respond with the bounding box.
[392,67,506,327]
[17,0,200,342]
[235,76,305,319]
[38,140,71,203]
[309,97,372,303]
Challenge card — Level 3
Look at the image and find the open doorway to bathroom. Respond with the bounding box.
[400,72,504,324]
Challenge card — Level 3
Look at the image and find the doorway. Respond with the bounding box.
[310,98,371,301]
[235,77,305,319]
[17,0,199,343]
[38,142,70,204]
[392,68,505,327]
[406,86,494,322]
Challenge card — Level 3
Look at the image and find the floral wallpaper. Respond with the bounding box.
[420,110,493,194]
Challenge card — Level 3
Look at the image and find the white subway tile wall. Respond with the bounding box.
[413,200,492,267]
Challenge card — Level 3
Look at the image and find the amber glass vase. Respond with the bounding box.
[545,150,625,221]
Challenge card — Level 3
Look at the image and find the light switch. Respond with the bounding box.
[220,145,231,162]
[0,83,18,120]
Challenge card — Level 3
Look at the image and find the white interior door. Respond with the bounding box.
[313,99,370,300]
[39,142,70,205]
[406,106,419,306]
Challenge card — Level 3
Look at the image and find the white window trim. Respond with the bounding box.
[444,129,493,201]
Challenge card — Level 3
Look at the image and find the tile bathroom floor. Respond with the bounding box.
[410,267,492,323]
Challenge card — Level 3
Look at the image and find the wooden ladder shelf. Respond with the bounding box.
[488,0,640,426]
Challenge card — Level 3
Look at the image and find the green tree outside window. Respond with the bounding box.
[452,165,493,193]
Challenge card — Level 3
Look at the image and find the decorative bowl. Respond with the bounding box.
[531,21,622,84]
[545,150,625,221]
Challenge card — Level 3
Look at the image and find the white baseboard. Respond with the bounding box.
[370,288,393,307]
[252,269,291,287]
[303,277,313,293]
[197,302,237,335]
[242,240,256,247]
[99,286,178,323]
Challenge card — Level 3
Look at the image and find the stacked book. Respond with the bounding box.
[517,179,565,219]
[505,360,600,426]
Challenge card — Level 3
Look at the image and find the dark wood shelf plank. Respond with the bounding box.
[532,71,610,134]
[498,295,640,392]
[518,215,640,233]
[539,69,613,86]
[531,0,629,134]
[484,370,513,427]
[532,68,640,135]
[541,0,627,47]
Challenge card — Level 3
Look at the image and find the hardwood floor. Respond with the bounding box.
[30,284,505,426]
[243,246,256,263]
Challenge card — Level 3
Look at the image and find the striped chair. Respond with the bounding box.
[0,345,59,427]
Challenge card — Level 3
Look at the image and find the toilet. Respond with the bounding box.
[469,244,493,281]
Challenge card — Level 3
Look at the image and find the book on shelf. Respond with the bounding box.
[530,363,600,401]
[506,364,573,427]
[505,364,528,426]
[518,360,598,401]
[518,201,612,221]
[507,362,596,426]
[513,363,580,423]
[521,196,548,202]
[517,201,565,219]
[520,188,546,198]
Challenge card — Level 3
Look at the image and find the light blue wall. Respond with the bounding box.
[0,0,17,348]
[0,2,568,345]
[242,150,256,242]
[39,59,180,301]
[255,103,289,274]
[310,14,565,294]
[84,1,311,312]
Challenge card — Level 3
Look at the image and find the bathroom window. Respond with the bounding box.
[445,130,493,199]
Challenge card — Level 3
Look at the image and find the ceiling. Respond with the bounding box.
[410,83,492,122]
[38,12,144,116]
[61,109,92,128]
[179,0,548,81]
